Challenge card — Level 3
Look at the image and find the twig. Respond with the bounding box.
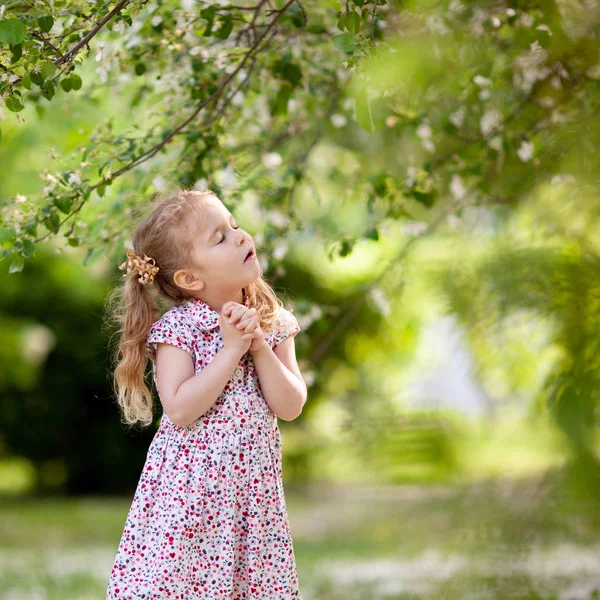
[31,0,298,245]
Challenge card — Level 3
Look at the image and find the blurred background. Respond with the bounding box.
[1,0,600,598]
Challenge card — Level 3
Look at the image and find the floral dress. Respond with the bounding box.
[105,297,303,599]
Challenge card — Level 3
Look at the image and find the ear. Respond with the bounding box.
[173,268,204,292]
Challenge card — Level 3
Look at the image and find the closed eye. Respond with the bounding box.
[217,225,239,244]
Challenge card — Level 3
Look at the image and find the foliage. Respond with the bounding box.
[0,0,597,279]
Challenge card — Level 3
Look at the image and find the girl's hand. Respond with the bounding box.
[220,302,253,354]
[222,302,268,354]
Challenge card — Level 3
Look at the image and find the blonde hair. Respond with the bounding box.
[105,186,286,430]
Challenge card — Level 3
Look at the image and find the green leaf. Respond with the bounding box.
[332,32,357,53]
[21,73,31,89]
[38,15,54,33]
[339,239,354,257]
[0,227,17,250]
[54,195,72,214]
[355,87,374,133]
[23,220,38,237]
[214,14,233,39]
[0,19,27,46]
[201,6,216,36]
[60,77,72,92]
[42,79,55,100]
[337,14,346,31]
[346,10,362,34]
[8,255,25,274]
[67,237,80,247]
[364,227,379,241]
[70,74,82,90]
[40,61,57,79]
[22,239,36,258]
[5,95,25,112]
[134,62,146,75]
[10,43,22,63]
[274,61,302,87]
[96,184,106,197]
[43,213,60,232]
[272,84,292,116]
[30,70,44,87]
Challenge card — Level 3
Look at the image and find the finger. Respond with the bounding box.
[236,311,257,329]
[228,306,245,323]
[222,303,235,317]
[233,305,253,322]
[238,316,257,332]
[245,317,258,333]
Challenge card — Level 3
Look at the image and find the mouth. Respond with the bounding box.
[244,248,255,262]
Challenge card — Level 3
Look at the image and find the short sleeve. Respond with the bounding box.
[146,317,194,361]
[271,306,301,348]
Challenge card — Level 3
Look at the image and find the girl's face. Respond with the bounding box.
[177,197,260,294]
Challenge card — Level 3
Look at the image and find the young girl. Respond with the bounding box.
[105,189,306,599]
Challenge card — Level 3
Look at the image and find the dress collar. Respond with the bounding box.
[186,298,220,331]
[184,289,249,331]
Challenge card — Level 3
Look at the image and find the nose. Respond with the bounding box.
[237,229,250,245]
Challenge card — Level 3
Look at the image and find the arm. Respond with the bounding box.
[154,343,245,428]
[250,334,306,421]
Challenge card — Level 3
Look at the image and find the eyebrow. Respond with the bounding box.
[206,214,236,242]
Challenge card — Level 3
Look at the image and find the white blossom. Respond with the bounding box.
[215,164,237,189]
[518,13,535,27]
[517,140,534,162]
[536,24,552,35]
[416,121,432,139]
[369,287,391,317]
[331,114,347,128]
[262,152,282,169]
[403,221,429,236]
[488,136,503,151]
[469,7,488,36]
[551,174,575,186]
[480,109,503,138]
[151,15,163,27]
[449,0,466,14]
[194,178,208,191]
[152,175,167,192]
[449,106,466,128]
[513,41,551,93]
[96,65,108,84]
[473,75,492,87]
[422,139,435,153]
[450,174,466,200]
[272,239,288,261]
[266,209,289,228]
[67,170,82,185]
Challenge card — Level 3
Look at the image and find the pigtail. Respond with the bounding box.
[106,273,161,429]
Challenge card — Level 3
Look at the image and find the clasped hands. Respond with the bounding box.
[220,301,268,355]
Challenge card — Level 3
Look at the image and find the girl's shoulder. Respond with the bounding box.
[149,303,194,334]
[146,303,199,360]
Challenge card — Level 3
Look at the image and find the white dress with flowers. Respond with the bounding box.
[105,298,303,599]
